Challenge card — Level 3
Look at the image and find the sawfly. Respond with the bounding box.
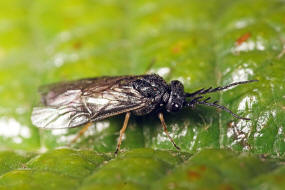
[31,74,257,153]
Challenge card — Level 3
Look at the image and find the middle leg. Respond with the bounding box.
[115,112,131,155]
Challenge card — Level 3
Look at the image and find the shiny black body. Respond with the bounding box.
[132,75,187,115]
[31,74,256,129]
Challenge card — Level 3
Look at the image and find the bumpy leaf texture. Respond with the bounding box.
[0,0,285,189]
[0,148,284,190]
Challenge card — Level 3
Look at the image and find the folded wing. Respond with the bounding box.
[31,76,149,129]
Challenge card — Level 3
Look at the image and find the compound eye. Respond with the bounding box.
[172,103,180,112]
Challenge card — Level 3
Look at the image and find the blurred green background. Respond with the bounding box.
[0,0,285,189]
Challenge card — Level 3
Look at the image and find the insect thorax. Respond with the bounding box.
[132,74,170,115]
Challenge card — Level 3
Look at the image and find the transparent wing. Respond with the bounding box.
[39,75,143,105]
[31,105,90,129]
[31,76,150,129]
[31,89,91,129]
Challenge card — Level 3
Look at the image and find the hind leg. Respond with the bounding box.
[69,122,93,145]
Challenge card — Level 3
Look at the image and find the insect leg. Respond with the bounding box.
[69,122,93,145]
[158,113,181,150]
[115,112,131,155]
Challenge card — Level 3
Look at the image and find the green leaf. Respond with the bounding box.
[0,149,110,190]
[1,0,284,155]
[152,149,278,189]
[0,0,285,156]
[0,148,283,190]
[26,148,111,178]
[0,151,35,175]
[0,0,285,188]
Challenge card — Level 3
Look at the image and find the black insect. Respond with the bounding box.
[31,74,257,153]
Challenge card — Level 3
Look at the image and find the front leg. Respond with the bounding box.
[158,113,181,150]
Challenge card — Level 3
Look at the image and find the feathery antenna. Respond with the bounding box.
[198,99,250,120]
[186,80,258,98]
[185,80,258,120]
